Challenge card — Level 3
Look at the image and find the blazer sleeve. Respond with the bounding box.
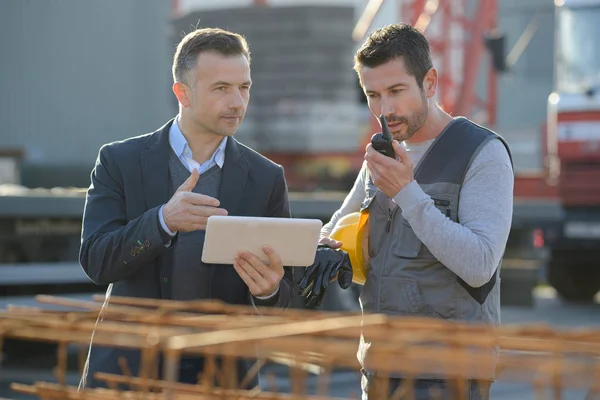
[251,165,295,308]
[79,144,172,286]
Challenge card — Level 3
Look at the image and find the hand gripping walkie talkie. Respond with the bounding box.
[370,114,396,158]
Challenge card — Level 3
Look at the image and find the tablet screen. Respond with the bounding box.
[201,216,323,267]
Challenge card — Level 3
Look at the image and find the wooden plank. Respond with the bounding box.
[2,295,600,398]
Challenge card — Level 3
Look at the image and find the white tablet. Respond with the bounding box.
[201,216,323,267]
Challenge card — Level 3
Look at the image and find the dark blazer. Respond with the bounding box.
[79,118,295,388]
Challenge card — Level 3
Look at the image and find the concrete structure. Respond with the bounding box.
[0,0,557,186]
[0,0,173,187]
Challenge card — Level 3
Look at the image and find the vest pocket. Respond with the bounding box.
[433,197,452,218]
[391,219,422,258]
[430,195,457,222]
[379,277,444,319]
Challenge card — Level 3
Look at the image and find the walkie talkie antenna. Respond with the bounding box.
[379,114,392,141]
[371,114,396,158]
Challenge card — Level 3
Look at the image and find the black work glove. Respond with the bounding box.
[298,245,353,308]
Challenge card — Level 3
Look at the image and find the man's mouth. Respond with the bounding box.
[387,121,403,130]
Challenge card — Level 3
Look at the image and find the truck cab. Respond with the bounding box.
[544,0,600,302]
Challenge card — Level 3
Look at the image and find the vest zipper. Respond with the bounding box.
[385,207,399,231]
[385,208,394,232]
[378,206,397,312]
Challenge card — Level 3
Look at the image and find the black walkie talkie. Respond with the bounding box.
[370,114,395,158]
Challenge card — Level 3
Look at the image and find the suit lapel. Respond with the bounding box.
[141,119,174,210]
[218,138,248,215]
[140,121,248,215]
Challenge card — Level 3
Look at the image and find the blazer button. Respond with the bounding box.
[163,277,169,283]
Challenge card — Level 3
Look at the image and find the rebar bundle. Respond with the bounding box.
[0,295,599,399]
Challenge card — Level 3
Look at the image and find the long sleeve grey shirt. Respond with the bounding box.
[321,137,514,288]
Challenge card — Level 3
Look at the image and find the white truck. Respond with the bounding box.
[542,0,600,302]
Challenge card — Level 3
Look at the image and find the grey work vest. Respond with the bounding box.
[358,118,513,379]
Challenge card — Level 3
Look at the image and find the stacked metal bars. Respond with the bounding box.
[0,294,599,400]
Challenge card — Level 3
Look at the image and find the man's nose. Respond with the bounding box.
[380,97,395,116]
[230,89,244,109]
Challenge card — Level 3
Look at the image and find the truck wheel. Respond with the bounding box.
[547,253,600,303]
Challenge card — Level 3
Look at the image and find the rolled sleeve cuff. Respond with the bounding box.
[158,205,177,235]
[158,205,177,246]
[250,285,281,310]
[254,285,279,300]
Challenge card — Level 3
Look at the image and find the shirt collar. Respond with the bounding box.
[169,116,227,168]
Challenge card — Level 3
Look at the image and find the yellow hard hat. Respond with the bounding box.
[329,210,370,285]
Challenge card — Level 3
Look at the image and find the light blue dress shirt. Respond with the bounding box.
[158,117,227,236]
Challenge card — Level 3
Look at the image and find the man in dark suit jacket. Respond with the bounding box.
[79,27,294,389]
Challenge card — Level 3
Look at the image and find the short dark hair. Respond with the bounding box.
[354,24,433,89]
[172,27,251,85]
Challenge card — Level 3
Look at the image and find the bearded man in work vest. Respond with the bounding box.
[300,23,514,400]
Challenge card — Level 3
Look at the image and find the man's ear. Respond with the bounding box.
[423,67,438,98]
[173,82,191,108]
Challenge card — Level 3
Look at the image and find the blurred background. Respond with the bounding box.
[0,0,599,399]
